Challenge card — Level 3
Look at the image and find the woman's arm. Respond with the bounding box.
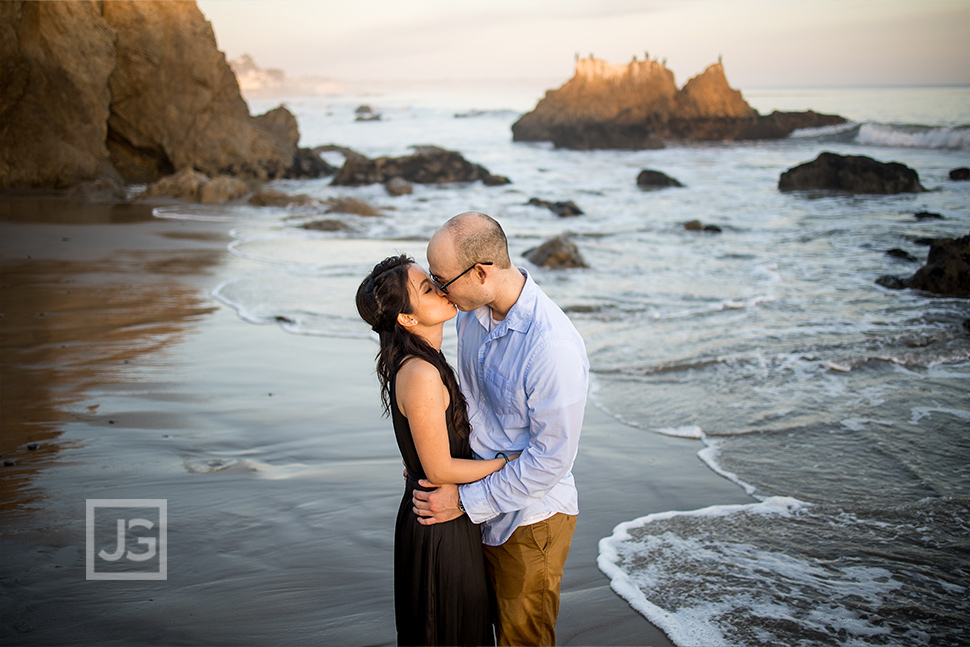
[396,359,507,485]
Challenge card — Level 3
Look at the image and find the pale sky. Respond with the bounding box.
[197,0,970,89]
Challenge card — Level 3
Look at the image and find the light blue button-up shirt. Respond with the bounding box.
[456,269,589,546]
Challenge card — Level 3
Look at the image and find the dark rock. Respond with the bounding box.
[914,211,944,220]
[949,167,970,181]
[482,173,511,186]
[878,232,970,297]
[385,177,413,196]
[905,233,970,296]
[876,275,908,290]
[963,319,970,333]
[911,237,940,246]
[27,443,39,450]
[523,235,589,269]
[549,122,665,150]
[683,220,723,233]
[287,147,337,179]
[528,198,584,217]
[779,152,925,194]
[331,146,508,187]
[886,248,918,262]
[637,169,684,190]
[4,460,15,467]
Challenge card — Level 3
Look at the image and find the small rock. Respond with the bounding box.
[301,219,350,232]
[949,167,970,181]
[523,235,589,269]
[886,248,918,262]
[354,105,381,121]
[637,169,684,190]
[249,189,315,208]
[876,275,907,290]
[324,197,382,217]
[528,198,584,217]
[139,168,210,202]
[385,177,413,197]
[684,220,722,233]
[914,211,944,220]
[482,173,511,186]
[200,175,249,205]
[287,147,338,179]
[27,443,39,451]
[963,318,970,333]
[4,459,15,467]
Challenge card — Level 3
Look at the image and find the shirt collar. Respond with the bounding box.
[473,268,536,334]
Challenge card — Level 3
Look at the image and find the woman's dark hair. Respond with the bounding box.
[355,254,469,436]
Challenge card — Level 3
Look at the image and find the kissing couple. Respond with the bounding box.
[355,211,589,646]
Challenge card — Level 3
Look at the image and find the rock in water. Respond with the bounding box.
[906,233,970,296]
[877,232,970,297]
[637,169,684,190]
[523,236,589,269]
[512,58,845,148]
[527,198,584,217]
[779,152,926,194]
[331,146,509,186]
[949,167,970,181]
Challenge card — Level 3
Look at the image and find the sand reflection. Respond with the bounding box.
[0,251,219,511]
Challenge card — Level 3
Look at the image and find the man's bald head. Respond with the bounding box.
[435,211,511,269]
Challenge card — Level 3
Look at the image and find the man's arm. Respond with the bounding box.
[412,482,462,525]
[459,337,588,523]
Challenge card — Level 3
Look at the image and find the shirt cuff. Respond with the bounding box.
[458,480,497,524]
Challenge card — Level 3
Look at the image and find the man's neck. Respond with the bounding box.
[487,267,526,321]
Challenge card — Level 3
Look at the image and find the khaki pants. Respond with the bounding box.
[483,513,577,646]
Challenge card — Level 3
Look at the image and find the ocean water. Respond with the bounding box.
[164,85,970,646]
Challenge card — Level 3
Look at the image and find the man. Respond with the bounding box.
[412,212,589,646]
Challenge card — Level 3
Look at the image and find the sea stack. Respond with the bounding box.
[512,57,846,149]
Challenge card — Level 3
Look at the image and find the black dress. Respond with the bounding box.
[391,374,494,647]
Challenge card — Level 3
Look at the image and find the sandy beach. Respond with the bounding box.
[1,194,754,646]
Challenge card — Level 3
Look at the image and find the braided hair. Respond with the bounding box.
[355,254,469,436]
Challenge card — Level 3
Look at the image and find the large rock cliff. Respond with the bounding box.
[0,0,298,189]
[512,59,846,149]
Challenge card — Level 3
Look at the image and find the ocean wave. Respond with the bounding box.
[790,121,970,150]
[855,122,970,150]
[598,496,970,647]
[154,205,271,222]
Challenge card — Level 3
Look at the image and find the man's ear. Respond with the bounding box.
[397,313,417,328]
[474,263,489,283]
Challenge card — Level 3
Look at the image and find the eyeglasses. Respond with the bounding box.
[431,262,493,294]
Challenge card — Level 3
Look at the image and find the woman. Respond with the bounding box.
[355,254,510,647]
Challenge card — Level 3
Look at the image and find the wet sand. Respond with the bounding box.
[0,195,754,646]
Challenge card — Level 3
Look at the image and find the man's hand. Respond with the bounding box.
[412,481,462,525]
